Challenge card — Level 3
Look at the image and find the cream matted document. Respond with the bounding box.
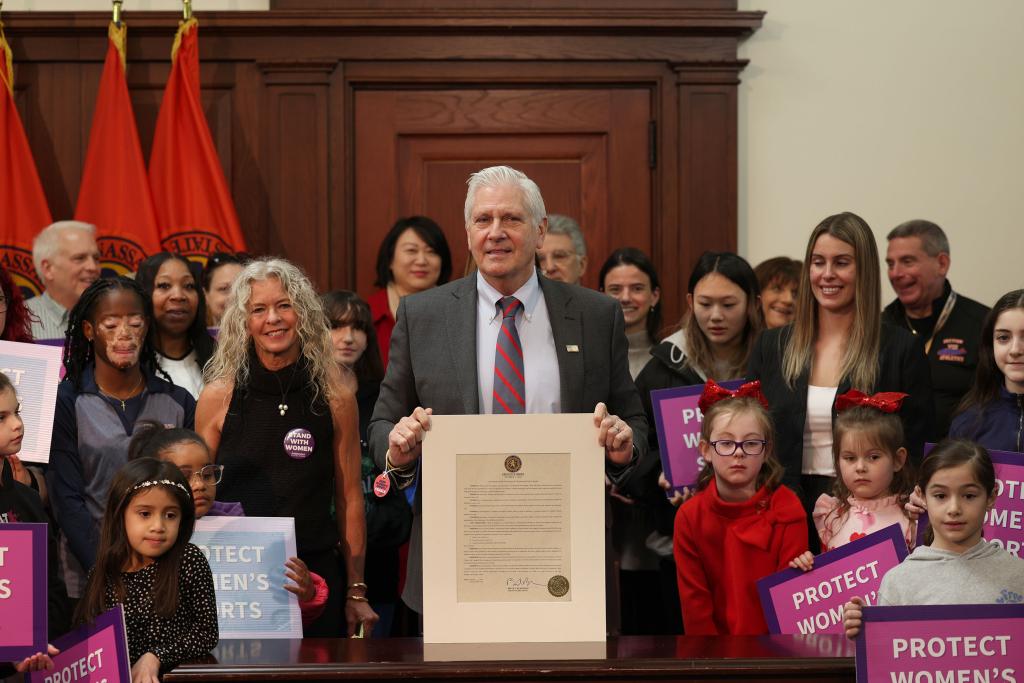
[422,414,606,643]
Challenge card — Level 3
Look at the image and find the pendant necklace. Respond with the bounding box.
[97,374,144,412]
[273,362,300,417]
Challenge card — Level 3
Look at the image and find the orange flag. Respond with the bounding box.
[0,21,53,297]
[75,21,161,275]
[149,18,246,263]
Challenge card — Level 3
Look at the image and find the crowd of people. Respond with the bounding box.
[1,165,1022,678]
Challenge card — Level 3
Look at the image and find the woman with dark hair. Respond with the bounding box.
[203,252,249,327]
[322,291,409,637]
[747,213,932,543]
[598,248,661,380]
[620,252,763,634]
[754,256,801,329]
[47,276,196,596]
[949,289,1024,451]
[137,253,216,399]
[637,252,762,402]
[0,264,35,342]
[368,216,452,365]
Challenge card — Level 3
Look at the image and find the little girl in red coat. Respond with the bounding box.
[674,380,808,635]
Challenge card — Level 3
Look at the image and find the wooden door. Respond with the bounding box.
[353,88,652,295]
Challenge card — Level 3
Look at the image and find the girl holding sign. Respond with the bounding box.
[674,381,808,635]
[950,289,1024,452]
[843,440,1024,639]
[127,421,330,626]
[76,458,218,682]
[789,391,917,568]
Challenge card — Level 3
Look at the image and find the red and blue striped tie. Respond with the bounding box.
[493,296,525,414]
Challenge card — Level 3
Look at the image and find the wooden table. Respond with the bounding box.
[165,635,856,682]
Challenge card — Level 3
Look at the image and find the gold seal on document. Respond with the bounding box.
[504,455,522,473]
[547,575,569,597]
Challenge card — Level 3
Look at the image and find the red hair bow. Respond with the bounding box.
[834,390,909,414]
[698,379,770,414]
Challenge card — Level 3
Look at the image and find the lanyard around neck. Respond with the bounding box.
[905,290,957,355]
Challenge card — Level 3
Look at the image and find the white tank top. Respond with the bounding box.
[802,385,838,476]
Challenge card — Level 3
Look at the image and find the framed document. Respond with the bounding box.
[422,414,605,643]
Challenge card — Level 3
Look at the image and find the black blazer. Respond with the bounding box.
[747,322,934,494]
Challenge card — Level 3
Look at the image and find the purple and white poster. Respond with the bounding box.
[650,380,742,492]
[920,443,1023,558]
[0,522,47,660]
[857,604,1024,683]
[28,605,131,683]
[757,524,908,635]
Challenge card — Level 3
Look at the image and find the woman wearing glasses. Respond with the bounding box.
[128,421,329,625]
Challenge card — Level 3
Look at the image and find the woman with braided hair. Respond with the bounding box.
[47,276,196,598]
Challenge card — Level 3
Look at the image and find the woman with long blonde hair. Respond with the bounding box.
[748,212,932,548]
[197,258,377,637]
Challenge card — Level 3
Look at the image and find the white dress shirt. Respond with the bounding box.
[476,269,561,414]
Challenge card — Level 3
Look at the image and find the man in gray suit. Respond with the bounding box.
[369,165,647,618]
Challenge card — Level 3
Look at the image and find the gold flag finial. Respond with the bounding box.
[112,0,123,27]
[183,0,192,21]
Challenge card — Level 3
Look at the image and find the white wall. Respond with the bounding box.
[738,0,1024,308]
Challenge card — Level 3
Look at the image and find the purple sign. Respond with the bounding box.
[650,380,742,492]
[0,523,47,660]
[29,605,131,683]
[758,524,908,635]
[283,428,315,460]
[857,604,1024,683]
[920,444,1023,558]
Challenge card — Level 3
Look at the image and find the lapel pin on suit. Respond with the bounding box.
[566,344,580,353]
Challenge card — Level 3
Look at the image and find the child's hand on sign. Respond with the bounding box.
[14,644,60,673]
[842,597,865,640]
[788,551,815,572]
[284,557,316,602]
[904,486,926,521]
[657,472,691,508]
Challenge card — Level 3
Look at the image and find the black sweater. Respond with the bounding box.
[747,322,934,496]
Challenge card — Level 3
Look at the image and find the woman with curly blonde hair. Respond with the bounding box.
[197,258,377,637]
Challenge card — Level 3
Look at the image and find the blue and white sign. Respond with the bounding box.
[191,516,302,639]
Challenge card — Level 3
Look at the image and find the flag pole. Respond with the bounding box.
[112,0,122,28]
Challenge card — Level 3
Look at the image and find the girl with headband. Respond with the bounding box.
[75,458,218,682]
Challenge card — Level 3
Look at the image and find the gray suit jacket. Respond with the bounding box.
[368,273,647,613]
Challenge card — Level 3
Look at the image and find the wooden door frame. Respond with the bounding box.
[4,4,762,329]
[340,59,744,330]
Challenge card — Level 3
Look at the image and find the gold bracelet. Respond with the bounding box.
[346,594,369,602]
[348,582,367,591]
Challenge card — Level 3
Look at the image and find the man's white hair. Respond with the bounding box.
[463,166,547,228]
[32,221,97,280]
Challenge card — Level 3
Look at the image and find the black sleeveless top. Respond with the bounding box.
[216,352,338,554]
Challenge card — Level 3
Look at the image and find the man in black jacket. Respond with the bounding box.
[883,220,990,439]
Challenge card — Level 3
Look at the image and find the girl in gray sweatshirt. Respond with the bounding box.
[843,439,1024,639]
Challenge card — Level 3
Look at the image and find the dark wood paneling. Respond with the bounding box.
[3,4,761,320]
